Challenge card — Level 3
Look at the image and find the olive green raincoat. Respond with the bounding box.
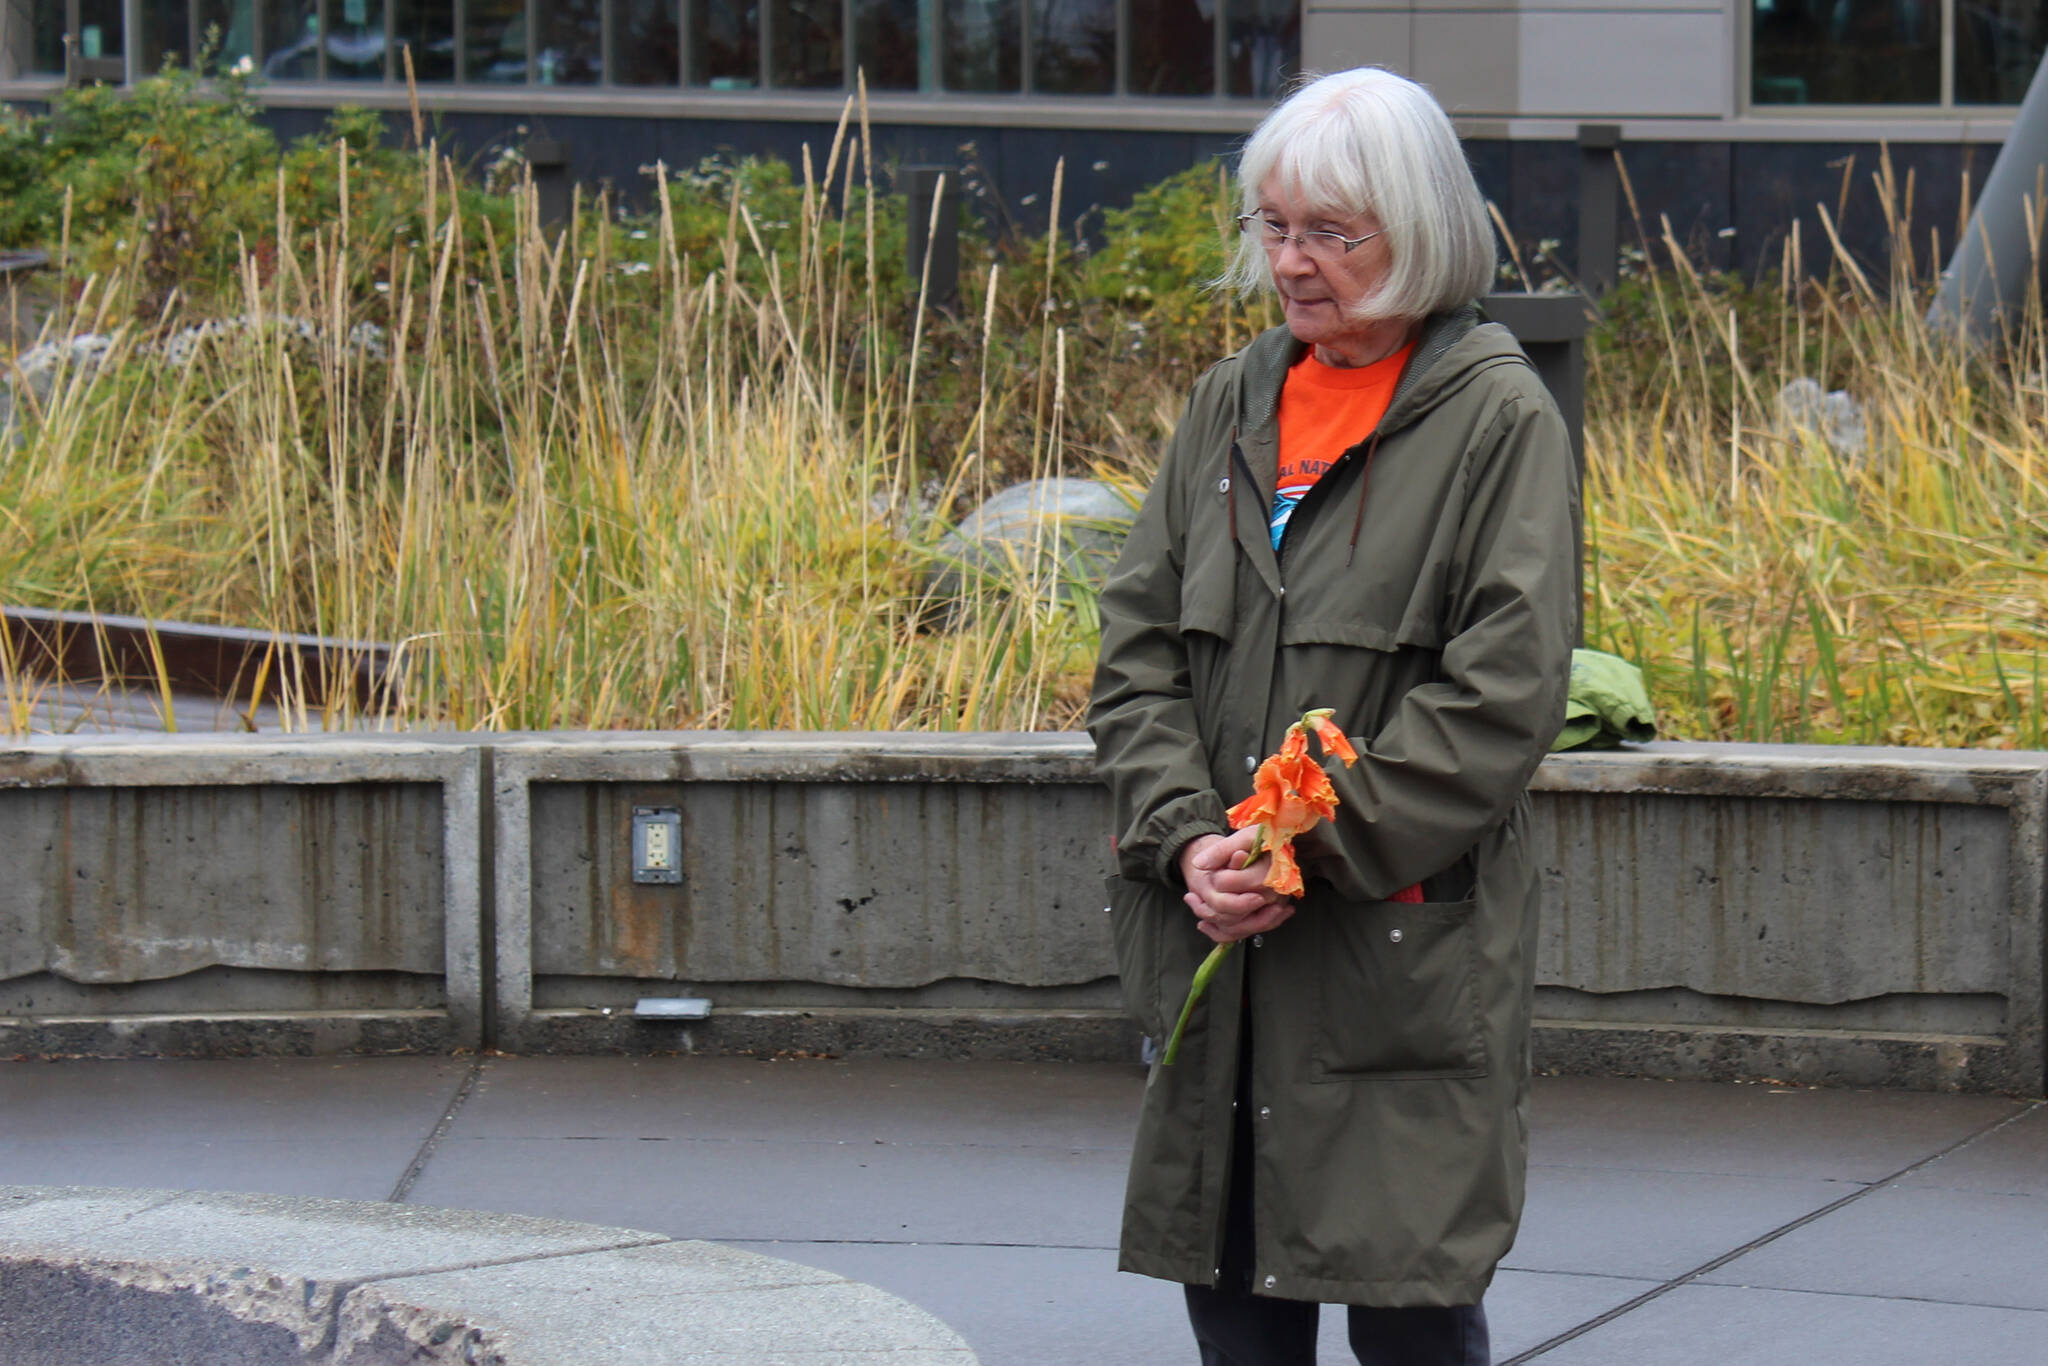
[1087,305,1577,1307]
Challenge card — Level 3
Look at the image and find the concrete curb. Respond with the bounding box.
[517,1005,1143,1061]
[0,1185,979,1365]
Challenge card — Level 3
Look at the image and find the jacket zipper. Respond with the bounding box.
[1277,430,1377,582]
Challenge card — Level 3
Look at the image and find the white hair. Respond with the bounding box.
[1219,67,1497,322]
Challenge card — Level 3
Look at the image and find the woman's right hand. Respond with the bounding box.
[1179,829,1297,944]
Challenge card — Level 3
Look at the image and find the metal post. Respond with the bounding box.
[1577,123,1621,298]
[527,137,571,233]
[1929,47,2048,345]
[1483,291,1591,641]
[905,163,960,307]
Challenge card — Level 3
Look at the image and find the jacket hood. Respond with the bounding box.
[1233,305,1532,445]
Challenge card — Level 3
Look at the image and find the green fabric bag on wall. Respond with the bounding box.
[1551,648,1657,751]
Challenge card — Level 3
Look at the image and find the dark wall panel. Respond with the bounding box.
[241,102,2003,284]
[1729,139,1998,282]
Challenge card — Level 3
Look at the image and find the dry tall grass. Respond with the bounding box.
[1583,152,2048,746]
[2,103,1119,734]
[5,136,2047,746]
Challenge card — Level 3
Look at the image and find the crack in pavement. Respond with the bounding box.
[387,1059,485,1203]
[1501,1100,2046,1363]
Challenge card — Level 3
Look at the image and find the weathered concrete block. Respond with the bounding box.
[0,783,445,983]
[0,735,486,1053]
[1529,744,2048,1094]
[489,733,1103,1053]
[527,779,1108,988]
[1531,792,2009,1002]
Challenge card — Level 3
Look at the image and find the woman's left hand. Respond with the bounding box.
[1181,829,1296,943]
[1195,897,1297,944]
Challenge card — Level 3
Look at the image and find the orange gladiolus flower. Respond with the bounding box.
[1222,707,1358,898]
[1305,709,1360,767]
[1161,707,1359,1065]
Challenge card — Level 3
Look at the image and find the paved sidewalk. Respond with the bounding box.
[1,1055,2040,1365]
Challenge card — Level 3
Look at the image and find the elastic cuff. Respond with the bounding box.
[1155,814,1232,887]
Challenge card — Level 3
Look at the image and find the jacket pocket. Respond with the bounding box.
[1310,894,1488,1081]
[1104,874,1177,1041]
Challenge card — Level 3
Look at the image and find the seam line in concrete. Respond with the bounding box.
[349,1234,678,1284]
[1675,1279,2048,1316]
[1502,1100,2045,1364]
[721,1238,1116,1251]
[459,1135,1129,1153]
[1526,1160,1867,1183]
[116,1190,198,1223]
[387,1059,486,1203]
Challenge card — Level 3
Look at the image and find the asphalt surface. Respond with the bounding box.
[1,1054,2041,1364]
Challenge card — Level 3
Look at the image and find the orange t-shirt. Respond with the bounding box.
[1271,341,1423,904]
[1269,342,1412,550]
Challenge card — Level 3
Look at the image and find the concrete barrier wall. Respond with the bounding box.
[3,733,2041,1095]
[1526,747,2047,1095]
[0,736,483,1054]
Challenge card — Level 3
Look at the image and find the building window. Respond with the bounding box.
[690,0,756,86]
[20,0,1293,94]
[942,0,1019,90]
[1752,0,2045,106]
[1225,0,1290,98]
[614,0,680,85]
[538,0,600,81]
[394,0,456,79]
[262,0,316,78]
[852,0,918,90]
[140,0,193,74]
[1034,0,1113,93]
[468,0,529,80]
[329,0,389,80]
[199,0,259,68]
[22,0,65,73]
[1128,0,1210,95]
[770,0,842,87]
[1957,0,2048,103]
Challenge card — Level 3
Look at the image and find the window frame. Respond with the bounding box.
[23,0,1294,97]
[1743,0,2041,117]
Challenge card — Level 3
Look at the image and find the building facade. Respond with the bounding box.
[0,1,2037,272]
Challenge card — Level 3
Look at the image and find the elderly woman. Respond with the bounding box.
[1087,68,1577,1366]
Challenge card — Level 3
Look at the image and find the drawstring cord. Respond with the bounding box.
[1344,432,1383,568]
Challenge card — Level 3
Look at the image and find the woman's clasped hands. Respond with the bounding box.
[1177,828,1298,944]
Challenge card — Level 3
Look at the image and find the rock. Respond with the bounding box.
[9,333,113,405]
[920,477,1136,623]
[1777,377,1868,457]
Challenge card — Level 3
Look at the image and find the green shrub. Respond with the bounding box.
[0,67,514,312]
[1082,159,1236,322]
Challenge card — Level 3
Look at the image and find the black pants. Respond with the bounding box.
[1184,994,1490,1366]
[1184,1284,1490,1366]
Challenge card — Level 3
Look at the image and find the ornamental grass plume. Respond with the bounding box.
[1161,708,1358,1064]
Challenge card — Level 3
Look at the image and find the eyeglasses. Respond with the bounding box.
[1236,215,1383,260]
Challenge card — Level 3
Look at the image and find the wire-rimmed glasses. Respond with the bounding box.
[1235,215,1384,260]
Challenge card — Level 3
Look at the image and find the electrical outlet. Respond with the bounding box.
[632,807,682,884]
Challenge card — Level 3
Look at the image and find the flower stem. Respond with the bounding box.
[1161,940,1235,1066]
